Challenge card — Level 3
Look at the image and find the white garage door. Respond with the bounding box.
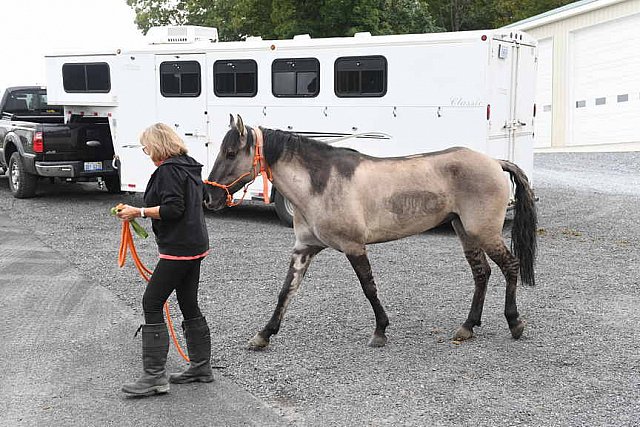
[534,37,553,149]
[571,13,640,146]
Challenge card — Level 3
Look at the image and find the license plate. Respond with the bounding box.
[84,161,103,172]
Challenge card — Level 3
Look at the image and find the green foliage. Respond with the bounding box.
[428,0,576,31]
[126,0,186,32]
[125,0,576,39]
[126,0,440,40]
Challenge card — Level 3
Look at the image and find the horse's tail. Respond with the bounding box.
[499,160,538,286]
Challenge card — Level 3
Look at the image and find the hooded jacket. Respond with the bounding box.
[143,155,209,257]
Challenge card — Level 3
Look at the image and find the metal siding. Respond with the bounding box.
[513,0,640,149]
[571,13,640,146]
[534,38,553,148]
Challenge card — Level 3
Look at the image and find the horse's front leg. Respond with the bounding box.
[248,245,324,350]
[346,252,390,347]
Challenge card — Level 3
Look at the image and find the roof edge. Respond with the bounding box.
[504,0,628,29]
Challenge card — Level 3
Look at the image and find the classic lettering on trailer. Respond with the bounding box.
[450,97,483,107]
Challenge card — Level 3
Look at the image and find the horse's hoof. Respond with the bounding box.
[247,333,270,350]
[510,319,526,339]
[368,334,387,347]
[453,326,473,341]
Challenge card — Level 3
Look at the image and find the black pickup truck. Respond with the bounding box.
[0,86,120,198]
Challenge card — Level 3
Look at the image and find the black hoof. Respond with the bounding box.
[453,326,474,341]
[368,333,387,347]
[248,333,270,350]
[510,319,526,339]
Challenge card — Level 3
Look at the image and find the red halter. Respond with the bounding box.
[204,127,273,206]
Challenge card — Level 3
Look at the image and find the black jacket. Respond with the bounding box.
[144,155,209,257]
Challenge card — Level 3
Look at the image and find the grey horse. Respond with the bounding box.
[204,115,537,349]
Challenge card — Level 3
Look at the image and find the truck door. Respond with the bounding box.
[487,35,537,179]
[155,54,209,174]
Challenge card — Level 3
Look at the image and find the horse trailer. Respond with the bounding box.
[44,25,537,225]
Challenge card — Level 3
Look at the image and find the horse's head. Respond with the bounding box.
[204,114,256,210]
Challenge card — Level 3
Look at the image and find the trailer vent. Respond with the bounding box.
[146,25,219,44]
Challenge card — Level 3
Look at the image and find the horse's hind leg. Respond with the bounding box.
[452,218,491,341]
[248,244,324,350]
[346,251,389,347]
[483,238,525,339]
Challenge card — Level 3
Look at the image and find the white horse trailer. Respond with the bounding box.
[44,26,537,224]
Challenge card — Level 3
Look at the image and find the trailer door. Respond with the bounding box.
[155,54,209,173]
[512,41,536,180]
[488,36,536,179]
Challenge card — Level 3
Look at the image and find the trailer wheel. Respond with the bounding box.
[104,175,122,194]
[274,190,294,227]
[8,152,37,198]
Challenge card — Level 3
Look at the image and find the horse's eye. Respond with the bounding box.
[226,151,236,160]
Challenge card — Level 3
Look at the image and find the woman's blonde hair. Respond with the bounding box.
[140,123,188,162]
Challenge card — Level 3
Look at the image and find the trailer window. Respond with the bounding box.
[62,63,111,93]
[272,58,319,97]
[335,56,387,97]
[214,60,257,97]
[160,61,201,97]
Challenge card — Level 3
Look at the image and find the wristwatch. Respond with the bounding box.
[140,207,146,218]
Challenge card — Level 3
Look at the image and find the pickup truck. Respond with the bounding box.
[0,86,120,198]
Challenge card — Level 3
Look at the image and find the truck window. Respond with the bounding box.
[335,56,387,97]
[62,63,111,93]
[3,89,62,115]
[214,60,257,97]
[160,61,201,97]
[272,58,319,98]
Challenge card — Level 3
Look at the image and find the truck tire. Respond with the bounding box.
[8,152,38,198]
[104,174,122,194]
[274,190,294,228]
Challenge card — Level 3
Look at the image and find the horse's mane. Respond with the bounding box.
[260,128,358,165]
[259,127,362,194]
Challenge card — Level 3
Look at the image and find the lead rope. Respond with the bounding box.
[117,221,190,362]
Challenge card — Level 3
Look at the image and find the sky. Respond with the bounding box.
[0,0,144,90]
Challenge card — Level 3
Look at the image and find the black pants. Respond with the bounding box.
[142,258,203,324]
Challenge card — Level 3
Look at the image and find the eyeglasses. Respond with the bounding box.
[142,145,149,155]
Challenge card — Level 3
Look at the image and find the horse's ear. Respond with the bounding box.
[229,113,235,129]
[236,115,246,136]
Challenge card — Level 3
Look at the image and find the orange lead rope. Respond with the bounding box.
[118,221,190,362]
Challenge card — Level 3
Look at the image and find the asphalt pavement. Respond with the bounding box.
[0,215,285,426]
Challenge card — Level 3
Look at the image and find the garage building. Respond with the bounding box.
[507,0,640,151]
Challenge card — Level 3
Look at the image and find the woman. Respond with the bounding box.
[117,123,212,396]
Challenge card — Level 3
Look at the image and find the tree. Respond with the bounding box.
[126,0,187,31]
[127,0,575,38]
[491,0,575,28]
[126,0,440,40]
[428,0,575,31]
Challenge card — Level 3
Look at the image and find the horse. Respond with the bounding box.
[204,114,537,349]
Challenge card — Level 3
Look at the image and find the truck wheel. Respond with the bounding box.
[274,190,294,228]
[8,152,37,198]
[104,175,122,194]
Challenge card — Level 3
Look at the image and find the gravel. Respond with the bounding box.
[1,152,639,426]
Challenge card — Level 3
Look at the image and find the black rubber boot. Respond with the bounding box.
[122,323,170,396]
[169,316,214,384]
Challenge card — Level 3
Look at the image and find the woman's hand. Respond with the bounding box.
[116,205,141,221]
